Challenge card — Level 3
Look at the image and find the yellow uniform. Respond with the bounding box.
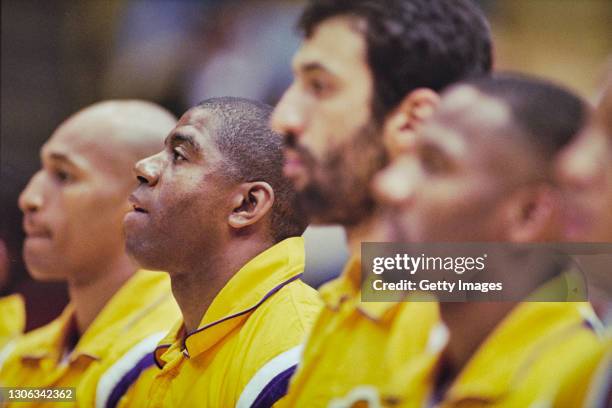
[439,302,610,408]
[120,237,322,408]
[0,294,25,367]
[277,257,442,408]
[0,270,180,408]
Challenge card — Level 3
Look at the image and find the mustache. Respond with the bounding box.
[283,132,317,167]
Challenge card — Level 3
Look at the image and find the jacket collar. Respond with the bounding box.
[319,255,398,321]
[22,270,172,363]
[443,302,598,405]
[155,237,305,366]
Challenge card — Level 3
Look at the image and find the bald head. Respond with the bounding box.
[375,74,586,243]
[19,100,176,281]
[554,76,612,242]
[53,100,176,183]
[456,75,587,160]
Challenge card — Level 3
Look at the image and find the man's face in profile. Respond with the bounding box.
[374,86,538,242]
[271,16,387,226]
[124,108,232,273]
[18,116,134,282]
[555,94,612,242]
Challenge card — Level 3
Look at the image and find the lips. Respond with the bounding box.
[132,204,148,213]
[23,216,52,239]
[128,193,149,214]
[283,149,305,177]
[124,192,151,230]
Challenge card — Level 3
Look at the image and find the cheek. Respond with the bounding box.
[605,164,612,201]
[593,174,612,228]
[303,124,332,161]
[156,185,220,232]
[310,104,367,154]
[422,183,497,230]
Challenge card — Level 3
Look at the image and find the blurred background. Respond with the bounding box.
[1,0,611,331]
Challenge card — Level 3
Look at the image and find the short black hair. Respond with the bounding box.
[196,97,308,242]
[299,0,493,122]
[462,73,588,157]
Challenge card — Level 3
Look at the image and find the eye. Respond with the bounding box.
[53,168,72,183]
[172,147,186,163]
[307,77,332,97]
[310,78,325,93]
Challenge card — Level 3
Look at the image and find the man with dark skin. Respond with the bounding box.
[271,1,492,405]
[0,101,181,408]
[556,75,612,243]
[374,75,608,407]
[121,97,321,408]
[555,75,612,325]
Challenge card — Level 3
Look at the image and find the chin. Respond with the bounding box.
[125,238,168,272]
[26,264,68,282]
[125,238,148,265]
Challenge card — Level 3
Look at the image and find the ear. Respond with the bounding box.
[383,88,440,158]
[228,182,275,230]
[504,184,560,242]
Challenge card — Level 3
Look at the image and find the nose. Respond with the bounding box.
[372,157,420,208]
[555,130,607,190]
[271,85,306,143]
[18,171,45,214]
[134,152,163,187]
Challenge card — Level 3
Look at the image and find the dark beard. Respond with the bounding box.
[298,121,388,226]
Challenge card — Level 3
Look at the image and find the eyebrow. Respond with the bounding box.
[44,151,78,168]
[165,132,201,153]
[295,60,337,78]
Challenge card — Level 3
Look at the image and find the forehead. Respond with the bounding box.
[425,86,511,146]
[437,85,511,131]
[420,86,532,170]
[174,108,216,144]
[172,108,223,160]
[293,16,370,80]
[42,113,118,171]
[178,107,214,129]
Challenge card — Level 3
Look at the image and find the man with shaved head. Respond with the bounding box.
[0,100,181,408]
[375,74,608,406]
[556,74,612,325]
[556,75,612,243]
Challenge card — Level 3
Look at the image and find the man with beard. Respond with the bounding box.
[120,97,321,407]
[0,101,181,407]
[555,74,612,325]
[374,74,609,407]
[271,0,492,406]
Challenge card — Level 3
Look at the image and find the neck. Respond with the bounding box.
[439,301,516,384]
[437,249,560,389]
[171,238,273,333]
[68,254,136,335]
